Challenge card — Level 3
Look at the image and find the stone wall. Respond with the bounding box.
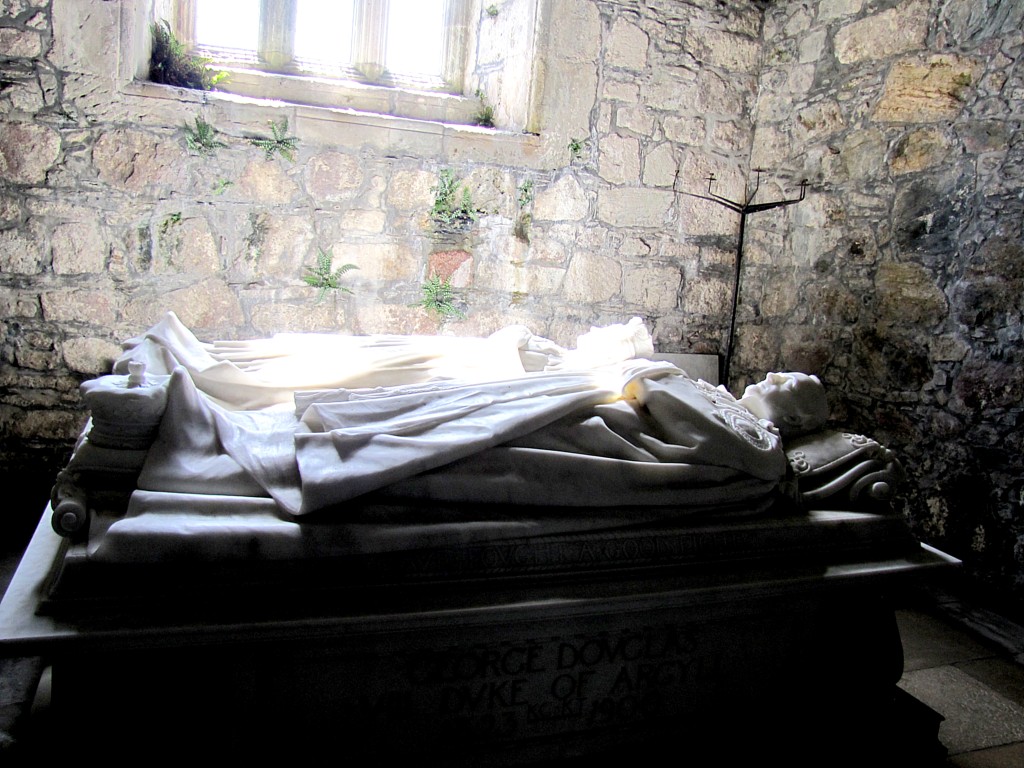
[4,0,1021,606]
[0,1,763,514]
[739,0,1024,606]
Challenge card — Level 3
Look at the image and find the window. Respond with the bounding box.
[172,0,471,94]
[136,0,555,142]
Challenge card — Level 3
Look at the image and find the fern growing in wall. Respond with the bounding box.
[303,247,358,302]
[149,20,226,90]
[415,275,465,320]
[430,169,481,233]
[249,118,299,162]
[184,115,226,155]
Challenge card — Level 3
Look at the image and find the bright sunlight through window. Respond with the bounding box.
[193,0,448,84]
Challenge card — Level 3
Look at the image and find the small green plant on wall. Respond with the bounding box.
[159,211,182,238]
[515,178,534,242]
[149,20,227,90]
[486,4,499,17]
[249,118,299,161]
[430,169,481,233]
[184,114,226,155]
[415,275,465,320]
[472,89,495,128]
[568,137,588,162]
[303,247,358,302]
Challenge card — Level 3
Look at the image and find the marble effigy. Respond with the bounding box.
[39,312,906,602]
[51,313,792,538]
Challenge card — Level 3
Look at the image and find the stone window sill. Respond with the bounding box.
[121,80,559,170]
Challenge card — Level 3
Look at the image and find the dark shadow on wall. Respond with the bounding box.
[0,450,68,558]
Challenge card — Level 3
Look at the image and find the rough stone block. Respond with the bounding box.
[890,128,951,175]
[805,282,860,325]
[602,80,640,104]
[139,279,243,332]
[249,301,349,335]
[0,287,38,318]
[598,134,641,185]
[795,100,845,142]
[664,116,706,146]
[353,301,439,336]
[0,225,46,274]
[681,278,731,318]
[154,216,221,275]
[0,122,60,184]
[616,106,655,138]
[548,0,601,64]
[839,128,887,180]
[533,175,589,221]
[956,120,1011,154]
[41,288,119,326]
[387,169,437,212]
[428,249,472,284]
[524,234,569,266]
[51,220,107,275]
[930,335,969,363]
[0,26,41,58]
[643,72,699,112]
[233,215,315,282]
[818,0,864,22]
[696,70,748,117]
[799,29,827,64]
[622,265,680,311]
[686,28,761,74]
[50,0,120,76]
[328,241,418,284]
[465,167,516,218]
[11,408,85,442]
[874,55,980,123]
[953,356,1024,411]
[539,63,597,140]
[834,1,929,64]
[238,158,300,205]
[305,151,364,202]
[509,262,566,297]
[678,195,735,237]
[340,209,387,233]
[92,129,187,194]
[874,262,948,326]
[709,120,752,154]
[563,252,621,302]
[606,18,649,70]
[597,188,673,228]
[642,143,678,188]
[62,337,122,374]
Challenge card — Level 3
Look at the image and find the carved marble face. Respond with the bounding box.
[740,372,828,438]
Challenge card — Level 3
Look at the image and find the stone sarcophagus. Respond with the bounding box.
[0,315,954,761]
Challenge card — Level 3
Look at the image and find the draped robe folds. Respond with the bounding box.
[96,313,787,530]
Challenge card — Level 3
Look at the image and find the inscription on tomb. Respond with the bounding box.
[374,623,702,742]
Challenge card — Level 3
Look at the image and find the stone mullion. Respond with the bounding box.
[258,0,297,72]
[440,0,469,93]
[173,0,197,48]
[351,0,389,82]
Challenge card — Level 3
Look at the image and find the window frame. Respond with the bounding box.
[122,0,573,171]
[172,0,472,97]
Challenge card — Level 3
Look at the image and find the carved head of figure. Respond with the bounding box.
[739,372,828,438]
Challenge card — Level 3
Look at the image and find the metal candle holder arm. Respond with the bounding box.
[684,169,808,388]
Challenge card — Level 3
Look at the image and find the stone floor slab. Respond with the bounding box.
[899,666,1024,755]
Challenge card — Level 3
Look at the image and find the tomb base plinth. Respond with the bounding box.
[0,508,957,763]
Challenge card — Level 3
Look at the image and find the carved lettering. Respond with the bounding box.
[393,624,701,737]
[407,640,547,684]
